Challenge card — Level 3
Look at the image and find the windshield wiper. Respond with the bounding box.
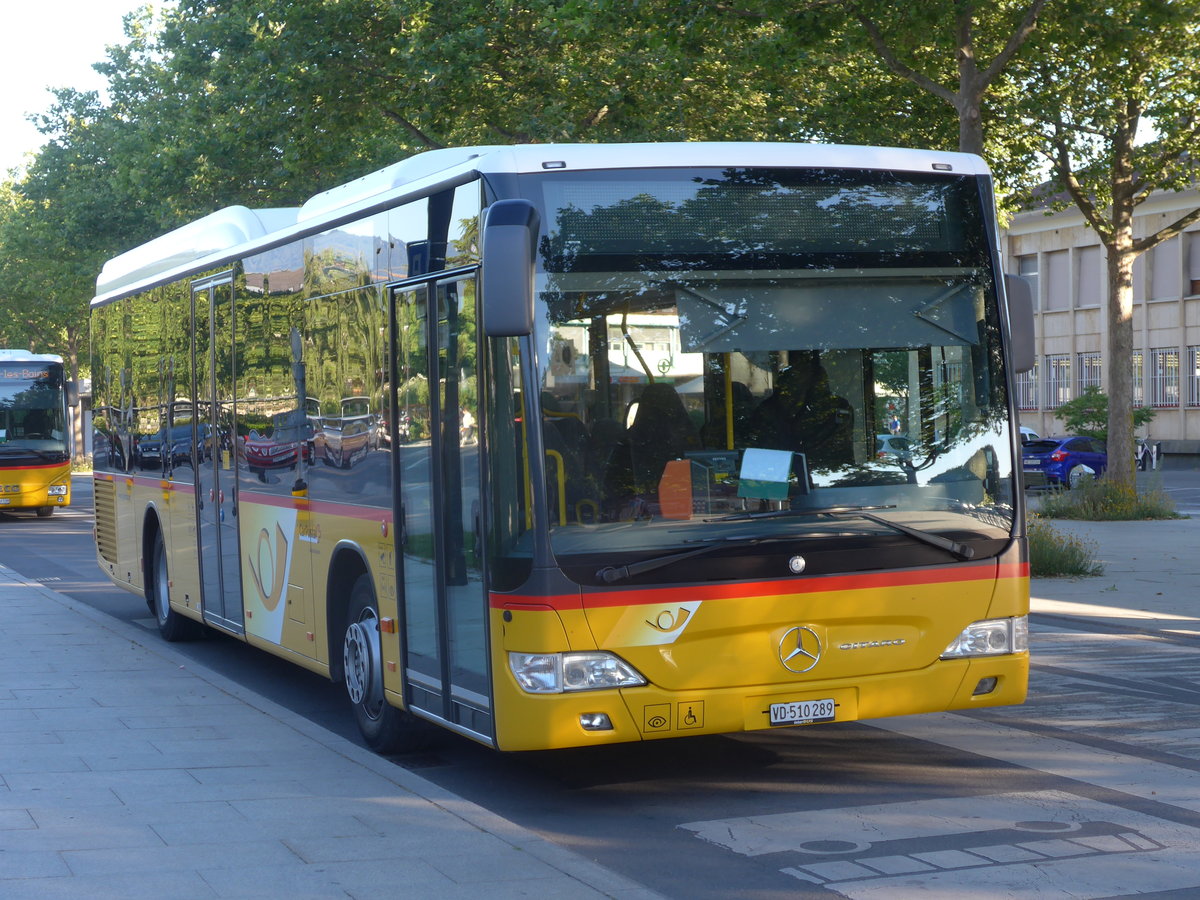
[708,504,974,560]
[707,504,895,523]
[596,533,776,584]
[598,503,976,584]
[847,510,974,560]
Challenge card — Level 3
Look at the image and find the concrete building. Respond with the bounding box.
[1001,187,1200,466]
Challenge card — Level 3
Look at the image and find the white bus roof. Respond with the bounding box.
[0,350,63,364]
[93,142,991,306]
[95,206,299,299]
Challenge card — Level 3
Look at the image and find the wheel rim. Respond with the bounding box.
[344,610,384,718]
[154,547,171,624]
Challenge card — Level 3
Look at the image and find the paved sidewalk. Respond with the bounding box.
[0,564,662,900]
[1030,516,1200,637]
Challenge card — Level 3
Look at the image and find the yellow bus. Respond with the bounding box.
[90,143,1033,752]
[0,350,73,516]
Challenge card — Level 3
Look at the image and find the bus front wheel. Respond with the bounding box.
[343,574,429,754]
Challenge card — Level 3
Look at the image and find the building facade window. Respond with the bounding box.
[1151,348,1181,408]
[1016,359,1039,411]
[1018,254,1039,312]
[1075,246,1102,308]
[1151,236,1181,301]
[1188,346,1200,407]
[1045,250,1070,311]
[1187,232,1200,296]
[1133,351,1144,406]
[1077,352,1102,393]
[1044,354,1071,409]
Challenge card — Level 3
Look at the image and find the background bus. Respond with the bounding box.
[90,143,1032,753]
[0,350,73,516]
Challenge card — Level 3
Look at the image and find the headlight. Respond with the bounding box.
[509,651,647,693]
[941,616,1028,658]
[48,485,68,496]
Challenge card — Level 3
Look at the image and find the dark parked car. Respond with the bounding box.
[1022,435,1107,489]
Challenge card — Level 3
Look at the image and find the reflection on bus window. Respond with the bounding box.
[522,167,1014,556]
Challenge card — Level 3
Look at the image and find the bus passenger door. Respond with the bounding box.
[193,276,245,635]
[393,276,491,740]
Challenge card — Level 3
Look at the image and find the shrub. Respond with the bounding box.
[1035,477,1178,521]
[1054,385,1156,440]
[1028,516,1104,577]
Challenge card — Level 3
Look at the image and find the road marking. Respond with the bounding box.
[682,790,1200,898]
[871,712,1200,812]
[1033,595,1200,624]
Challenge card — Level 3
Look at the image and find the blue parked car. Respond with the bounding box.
[1022,435,1107,489]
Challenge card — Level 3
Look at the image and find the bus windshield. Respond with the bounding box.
[519,167,1015,560]
[0,362,68,456]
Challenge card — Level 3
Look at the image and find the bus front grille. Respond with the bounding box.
[94,480,118,564]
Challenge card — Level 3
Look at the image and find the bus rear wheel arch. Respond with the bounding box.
[341,573,432,754]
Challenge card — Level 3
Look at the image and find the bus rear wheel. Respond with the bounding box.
[343,574,430,754]
[149,533,203,641]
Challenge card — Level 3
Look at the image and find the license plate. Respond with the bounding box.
[1024,459,1040,467]
[769,698,836,726]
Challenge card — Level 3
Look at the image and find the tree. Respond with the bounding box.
[0,88,151,387]
[681,1,1050,192]
[1055,386,1155,440]
[843,0,1049,157]
[1013,0,1200,489]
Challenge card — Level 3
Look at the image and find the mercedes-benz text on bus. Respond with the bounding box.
[90,143,1034,752]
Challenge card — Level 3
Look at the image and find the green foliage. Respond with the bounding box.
[1035,478,1178,521]
[1054,386,1156,440]
[0,0,1194,398]
[1008,0,1200,490]
[1027,515,1103,577]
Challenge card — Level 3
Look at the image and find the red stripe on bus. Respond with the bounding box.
[492,559,1027,610]
[98,476,392,522]
[0,461,70,471]
[240,490,394,522]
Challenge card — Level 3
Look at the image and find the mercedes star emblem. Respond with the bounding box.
[778,625,822,674]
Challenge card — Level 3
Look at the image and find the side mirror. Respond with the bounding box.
[481,199,540,337]
[66,380,80,409]
[1003,274,1035,374]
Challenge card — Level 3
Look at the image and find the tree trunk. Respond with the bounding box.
[1104,235,1136,490]
[956,93,986,156]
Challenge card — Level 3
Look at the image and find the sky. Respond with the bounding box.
[1,1,152,175]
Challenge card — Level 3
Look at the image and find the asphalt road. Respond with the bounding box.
[6,472,1200,898]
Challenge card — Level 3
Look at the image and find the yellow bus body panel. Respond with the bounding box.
[0,462,71,511]
[492,562,1028,751]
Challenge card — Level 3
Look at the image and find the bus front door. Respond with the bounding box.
[193,276,245,635]
[393,277,492,742]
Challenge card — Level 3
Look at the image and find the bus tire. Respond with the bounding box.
[36,507,54,518]
[343,574,430,754]
[149,532,202,642]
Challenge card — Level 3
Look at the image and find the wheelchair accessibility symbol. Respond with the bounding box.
[678,701,704,730]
